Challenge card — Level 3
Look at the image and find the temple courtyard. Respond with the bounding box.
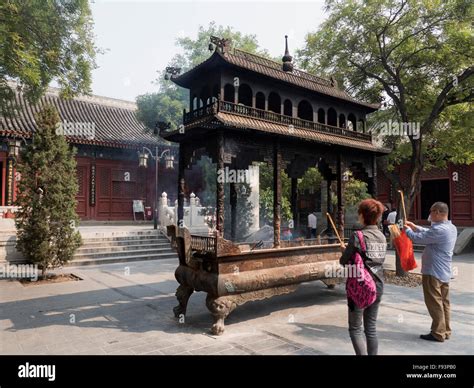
[1,252,472,355]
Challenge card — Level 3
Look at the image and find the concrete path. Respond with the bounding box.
[0,252,472,355]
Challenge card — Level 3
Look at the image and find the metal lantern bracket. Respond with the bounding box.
[137,147,174,229]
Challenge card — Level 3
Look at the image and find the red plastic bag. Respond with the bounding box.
[393,229,417,271]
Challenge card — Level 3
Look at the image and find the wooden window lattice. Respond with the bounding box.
[99,168,111,196]
[76,167,85,195]
[112,181,135,198]
[454,165,470,194]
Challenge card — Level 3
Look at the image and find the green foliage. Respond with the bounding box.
[425,104,474,167]
[259,162,291,197]
[343,171,372,207]
[0,0,97,108]
[15,106,82,276]
[297,0,473,118]
[258,162,292,225]
[298,167,323,193]
[259,187,292,225]
[259,164,325,224]
[196,156,216,206]
[136,92,186,133]
[196,157,254,239]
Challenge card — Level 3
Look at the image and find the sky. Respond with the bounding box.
[89,0,327,101]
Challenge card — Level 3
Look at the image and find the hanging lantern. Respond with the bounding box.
[8,139,21,157]
[165,155,174,169]
[138,151,149,168]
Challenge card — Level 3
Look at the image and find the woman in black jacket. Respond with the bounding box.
[340,199,387,355]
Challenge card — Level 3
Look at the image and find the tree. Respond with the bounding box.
[298,167,323,194]
[344,171,372,207]
[0,0,97,109]
[196,156,216,207]
[258,163,292,226]
[136,21,276,133]
[297,0,473,274]
[259,187,292,226]
[15,106,82,277]
[297,0,473,209]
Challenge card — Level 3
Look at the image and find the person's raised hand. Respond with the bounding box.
[404,220,416,230]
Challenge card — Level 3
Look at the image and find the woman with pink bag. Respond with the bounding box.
[340,199,387,355]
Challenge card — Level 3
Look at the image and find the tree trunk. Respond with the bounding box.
[407,139,424,214]
[394,138,423,276]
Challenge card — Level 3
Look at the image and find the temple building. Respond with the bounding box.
[377,163,474,227]
[0,84,178,220]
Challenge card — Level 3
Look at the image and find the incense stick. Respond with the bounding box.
[326,212,343,245]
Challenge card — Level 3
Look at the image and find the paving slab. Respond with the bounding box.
[1,252,472,355]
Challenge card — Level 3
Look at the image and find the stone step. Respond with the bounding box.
[81,238,169,247]
[67,252,177,266]
[80,229,161,237]
[76,242,171,254]
[80,235,168,244]
[0,237,171,249]
[73,246,175,260]
[0,228,175,266]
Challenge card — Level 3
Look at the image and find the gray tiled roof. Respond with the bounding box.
[173,48,380,112]
[0,85,163,149]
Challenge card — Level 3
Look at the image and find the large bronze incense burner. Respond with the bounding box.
[169,226,342,335]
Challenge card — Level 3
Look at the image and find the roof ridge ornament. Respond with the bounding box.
[282,35,293,72]
[209,36,232,54]
[330,76,338,88]
[164,67,181,80]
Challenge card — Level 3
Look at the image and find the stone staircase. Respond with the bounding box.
[0,229,177,266]
[69,230,176,266]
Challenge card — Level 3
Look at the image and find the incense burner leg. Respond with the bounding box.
[173,284,194,318]
[321,278,342,289]
[206,294,237,336]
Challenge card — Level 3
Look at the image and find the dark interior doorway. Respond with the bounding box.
[420,179,450,220]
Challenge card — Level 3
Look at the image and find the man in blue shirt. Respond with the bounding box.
[404,202,457,342]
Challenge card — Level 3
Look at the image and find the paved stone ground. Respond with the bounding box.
[1,252,472,355]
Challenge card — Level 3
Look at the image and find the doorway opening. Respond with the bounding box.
[420,179,450,220]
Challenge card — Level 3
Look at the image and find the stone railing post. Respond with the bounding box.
[189,192,196,226]
[159,192,167,226]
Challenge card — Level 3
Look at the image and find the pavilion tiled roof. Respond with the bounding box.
[0,85,165,149]
[163,110,391,154]
[172,47,380,112]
